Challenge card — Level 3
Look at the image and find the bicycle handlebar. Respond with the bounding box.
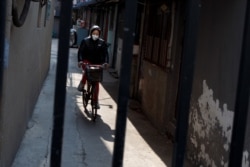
[78,62,109,69]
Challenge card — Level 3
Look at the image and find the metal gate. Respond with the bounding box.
[1,0,250,167]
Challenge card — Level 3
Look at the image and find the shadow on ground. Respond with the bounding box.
[101,71,173,167]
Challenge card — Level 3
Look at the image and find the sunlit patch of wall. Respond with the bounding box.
[187,80,234,166]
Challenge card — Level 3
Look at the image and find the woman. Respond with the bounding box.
[77,25,109,109]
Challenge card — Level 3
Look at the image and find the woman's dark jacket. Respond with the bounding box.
[78,36,109,64]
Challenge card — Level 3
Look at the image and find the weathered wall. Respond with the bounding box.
[137,0,184,136]
[0,0,54,166]
[141,61,168,130]
[186,0,247,166]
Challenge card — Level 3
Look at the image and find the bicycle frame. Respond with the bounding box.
[82,64,103,121]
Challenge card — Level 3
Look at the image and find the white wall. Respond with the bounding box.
[0,0,54,166]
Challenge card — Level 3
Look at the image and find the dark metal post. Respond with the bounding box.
[50,0,72,166]
[0,0,7,101]
[229,1,250,166]
[112,0,137,166]
[172,0,200,167]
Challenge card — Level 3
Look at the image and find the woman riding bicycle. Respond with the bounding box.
[77,25,109,109]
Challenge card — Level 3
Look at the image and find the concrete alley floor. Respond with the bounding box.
[12,38,173,167]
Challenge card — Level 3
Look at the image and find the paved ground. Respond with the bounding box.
[12,38,173,167]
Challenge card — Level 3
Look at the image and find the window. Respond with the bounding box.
[142,1,173,68]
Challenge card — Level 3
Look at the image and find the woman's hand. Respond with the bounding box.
[102,63,109,69]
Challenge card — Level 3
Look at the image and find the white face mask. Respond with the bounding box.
[92,35,99,41]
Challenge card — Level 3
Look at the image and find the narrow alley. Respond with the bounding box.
[11,38,172,167]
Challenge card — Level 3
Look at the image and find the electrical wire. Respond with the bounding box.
[12,0,42,27]
[12,0,31,27]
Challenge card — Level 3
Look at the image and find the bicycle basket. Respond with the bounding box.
[86,66,103,82]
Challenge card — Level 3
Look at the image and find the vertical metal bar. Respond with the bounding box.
[112,0,137,166]
[172,0,200,167]
[0,0,6,100]
[229,0,250,166]
[50,0,72,166]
